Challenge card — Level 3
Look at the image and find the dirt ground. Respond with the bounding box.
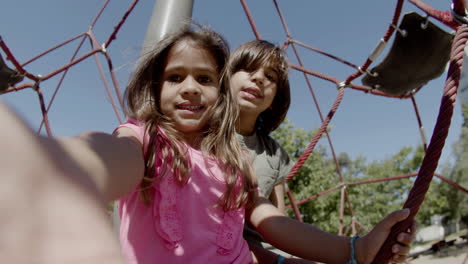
[409,254,467,264]
[266,240,468,264]
[408,242,468,264]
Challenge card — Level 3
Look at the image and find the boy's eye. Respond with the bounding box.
[167,74,182,82]
[265,71,278,82]
[197,75,213,84]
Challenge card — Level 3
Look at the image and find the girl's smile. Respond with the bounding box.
[176,102,205,112]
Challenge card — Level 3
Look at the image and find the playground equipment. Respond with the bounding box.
[1,1,467,263]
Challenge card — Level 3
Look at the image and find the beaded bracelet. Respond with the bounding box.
[277,255,285,264]
[347,235,360,264]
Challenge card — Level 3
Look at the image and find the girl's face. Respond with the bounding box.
[159,40,219,144]
[230,66,278,117]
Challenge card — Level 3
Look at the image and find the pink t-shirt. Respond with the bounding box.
[117,119,253,264]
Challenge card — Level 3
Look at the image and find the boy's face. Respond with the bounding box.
[159,41,219,144]
[230,66,278,117]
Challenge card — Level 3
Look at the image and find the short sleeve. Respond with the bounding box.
[113,118,149,151]
[275,143,293,185]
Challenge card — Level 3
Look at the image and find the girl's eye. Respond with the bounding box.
[197,75,213,84]
[168,74,182,83]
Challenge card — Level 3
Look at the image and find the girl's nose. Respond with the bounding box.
[181,76,200,95]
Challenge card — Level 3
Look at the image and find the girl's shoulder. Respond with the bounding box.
[114,118,147,144]
[185,146,219,166]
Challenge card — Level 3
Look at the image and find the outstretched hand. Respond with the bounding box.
[355,209,416,264]
[0,103,124,264]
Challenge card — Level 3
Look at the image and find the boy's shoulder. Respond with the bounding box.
[255,133,287,156]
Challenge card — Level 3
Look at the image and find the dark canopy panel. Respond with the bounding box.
[0,54,23,92]
[362,12,453,96]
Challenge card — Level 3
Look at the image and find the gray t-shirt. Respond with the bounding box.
[239,132,293,197]
[239,132,293,244]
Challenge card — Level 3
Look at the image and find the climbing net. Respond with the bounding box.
[241,0,467,262]
[1,0,467,263]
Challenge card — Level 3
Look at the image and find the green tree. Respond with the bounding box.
[272,119,454,234]
[343,146,433,231]
[441,103,468,226]
[272,120,340,233]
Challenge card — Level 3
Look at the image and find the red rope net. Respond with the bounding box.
[1,1,467,263]
[240,0,468,263]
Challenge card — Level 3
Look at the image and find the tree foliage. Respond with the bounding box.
[439,103,468,226]
[272,116,465,234]
[272,120,340,233]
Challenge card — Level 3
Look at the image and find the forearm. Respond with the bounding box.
[0,103,124,263]
[0,105,99,198]
[53,131,144,201]
[249,197,350,264]
[0,104,143,202]
[247,241,279,264]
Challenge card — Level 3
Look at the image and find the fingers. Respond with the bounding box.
[397,230,414,246]
[391,253,407,263]
[394,220,417,251]
[390,220,418,263]
[409,221,418,235]
[362,209,413,264]
[392,242,410,255]
[390,243,411,263]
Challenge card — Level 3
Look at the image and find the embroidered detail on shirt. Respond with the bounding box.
[216,210,243,255]
[154,171,183,249]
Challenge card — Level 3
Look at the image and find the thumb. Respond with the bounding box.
[377,208,410,231]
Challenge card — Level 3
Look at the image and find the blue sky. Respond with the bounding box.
[0,0,463,170]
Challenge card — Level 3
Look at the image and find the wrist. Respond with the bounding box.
[277,255,285,264]
[347,235,360,264]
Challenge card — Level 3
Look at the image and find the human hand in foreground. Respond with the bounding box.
[355,209,417,264]
[0,103,124,264]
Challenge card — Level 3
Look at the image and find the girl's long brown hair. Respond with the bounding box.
[124,26,257,211]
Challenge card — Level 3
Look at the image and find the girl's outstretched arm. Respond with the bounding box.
[247,197,415,264]
[57,126,145,202]
[1,107,146,202]
[0,103,144,202]
[0,103,125,263]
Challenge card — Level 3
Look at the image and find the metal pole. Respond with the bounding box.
[141,0,194,53]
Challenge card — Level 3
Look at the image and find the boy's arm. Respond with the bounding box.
[247,197,414,264]
[248,241,318,264]
[269,182,286,213]
[248,197,350,263]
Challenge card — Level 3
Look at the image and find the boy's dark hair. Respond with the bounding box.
[228,40,290,135]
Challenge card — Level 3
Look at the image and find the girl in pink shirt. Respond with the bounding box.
[115,26,257,264]
[0,25,415,264]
